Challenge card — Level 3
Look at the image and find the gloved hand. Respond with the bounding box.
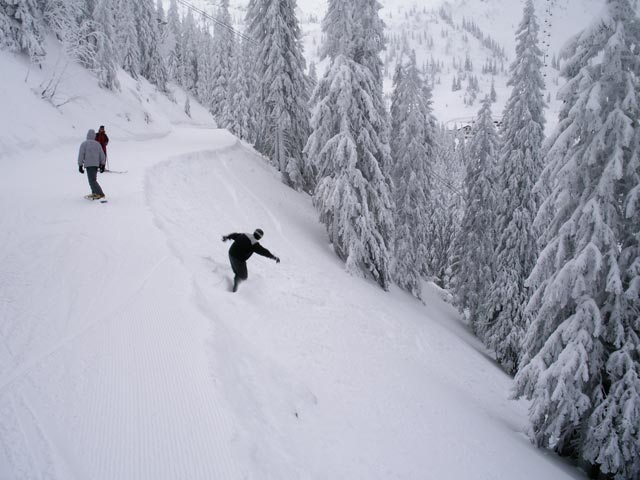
[79,165,84,174]
[274,256,280,264]
[99,165,105,173]
[221,235,229,242]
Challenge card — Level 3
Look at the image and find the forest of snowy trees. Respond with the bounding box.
[1,0,638,478]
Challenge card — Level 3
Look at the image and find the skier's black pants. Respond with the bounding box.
[229,254,248,284]
[86,166,104,196]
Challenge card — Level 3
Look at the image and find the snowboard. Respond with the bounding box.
[84,195,108,203]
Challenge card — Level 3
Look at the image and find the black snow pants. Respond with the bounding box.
[229,254,248,283]
[86,166,104,196]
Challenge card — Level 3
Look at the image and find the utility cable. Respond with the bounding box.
[176,0,255,44]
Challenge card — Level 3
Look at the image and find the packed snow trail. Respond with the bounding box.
[0,128,246,479]
[1,127,584,479]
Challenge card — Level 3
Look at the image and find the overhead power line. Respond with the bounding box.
[429,169,463,196]
[176,0,255,44]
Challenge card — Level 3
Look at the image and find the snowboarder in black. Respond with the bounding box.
[222,228,280,292]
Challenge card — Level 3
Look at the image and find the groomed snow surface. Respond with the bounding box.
[0,16,589,476]
[1,125,586,478]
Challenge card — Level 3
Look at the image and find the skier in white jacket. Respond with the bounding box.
[78,129,106,199]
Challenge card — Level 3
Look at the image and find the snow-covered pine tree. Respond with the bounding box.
[245,0,311,191]
[178,10,198,93]
[42,0,79,45]
[483,0,546,374]
[155,0,170,78]
[209,0,235,127]
[92,0,119,91]
[166,0,180,38]
[227,36,256,142]
[0,3,13,48]
[350,0,385,83]
[165,0,181,83]
[0,0,45,62]
[42,0,96,68]
[451,74,459,92]
[195,23,214,108]
[514,1,640,477]
[304,0,394,290]
[133,0,168,91]
[308,61,317,89]
[114,0,139,78]
[320,0,353,61]
[352,0,391,177]
[464,75,479,105]
[429,126,465,287]
[452,96,500,334]
[41,0,73,39]
[390,51,437,297]
[390,62,406,143]
[184,95,191,117]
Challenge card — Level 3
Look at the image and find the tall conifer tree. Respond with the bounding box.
[134,0,168,90]
[115,0,139,78]
[196,23,214,108]
[178,10,198,93]
[0,0,44,62]
[210,0,235,127]
[304,0,394,289]
[165,0,182,83]
[93,0,119,90]
[514,1,640,477]
[390,52,437,297]
[452,97,500,334]
[42,0,87,61]
[351,0,385,84]
[428,126,465,287]
[227,37,256,142]
[245,0,311,190]
[484,0,546,374]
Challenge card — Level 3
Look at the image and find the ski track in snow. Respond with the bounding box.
[0,129,246,480]
[144,132,584,479]
[146,143,348,476]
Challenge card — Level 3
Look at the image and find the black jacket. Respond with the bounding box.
[226,233,276,262]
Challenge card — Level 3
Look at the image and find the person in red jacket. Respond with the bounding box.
[95,125,109,156]
[222,229,280,292]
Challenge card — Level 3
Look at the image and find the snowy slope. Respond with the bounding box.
[0,129,246,479]
[0,3,605,477]
[0,45,589,478]
[0,124,586,479]
[0,37,213,159]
